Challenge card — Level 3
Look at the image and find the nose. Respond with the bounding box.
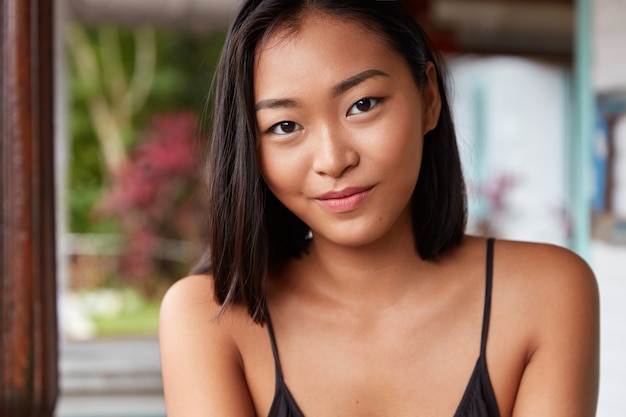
[312,125,359,178]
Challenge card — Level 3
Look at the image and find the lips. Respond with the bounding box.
[316,186,374,212]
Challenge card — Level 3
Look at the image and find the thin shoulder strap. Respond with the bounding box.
[480,237,495,356]
[263,305,285,383]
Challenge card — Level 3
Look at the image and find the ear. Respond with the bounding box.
[422,61,442,134]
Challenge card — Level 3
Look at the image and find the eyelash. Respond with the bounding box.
[267,121,302,136]
[265,97,384,136]
[347,97,382,116]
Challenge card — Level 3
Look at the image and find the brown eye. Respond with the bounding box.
[348,97,380,116]
[269,121,302,135]
[356,99,372,112]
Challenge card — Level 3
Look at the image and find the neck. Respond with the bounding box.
[298,227,432,311]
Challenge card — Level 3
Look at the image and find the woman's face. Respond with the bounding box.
[254,11,441,249]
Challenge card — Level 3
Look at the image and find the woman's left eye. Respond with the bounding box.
[347,97,381,116]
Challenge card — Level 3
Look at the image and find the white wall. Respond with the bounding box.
[448,56,569,245]
[593,0,626,93]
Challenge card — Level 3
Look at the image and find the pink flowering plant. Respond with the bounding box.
[97,112,207,294]
[469,173,519,237]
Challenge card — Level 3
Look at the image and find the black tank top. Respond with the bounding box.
[264,238,500,417]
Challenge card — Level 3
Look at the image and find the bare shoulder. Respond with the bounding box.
[489,239,600,416]
[160,274,222,325]
[159,274,233,349]
[159,275,256,416]
[493,239,598,307]
[491,238,599,334]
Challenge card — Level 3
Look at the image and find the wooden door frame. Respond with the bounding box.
[1,0,58,414]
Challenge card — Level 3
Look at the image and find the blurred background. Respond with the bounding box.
[50,0,625,416]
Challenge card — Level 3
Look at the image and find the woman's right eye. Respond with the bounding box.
[268,121,302,136]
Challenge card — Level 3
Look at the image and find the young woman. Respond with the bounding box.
[159,1,600,416]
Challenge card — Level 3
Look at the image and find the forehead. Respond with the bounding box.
[254,12,403,94]
[257,11,388,56]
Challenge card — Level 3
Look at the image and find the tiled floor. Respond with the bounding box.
[56,339,165,417]
[56,395,165,417]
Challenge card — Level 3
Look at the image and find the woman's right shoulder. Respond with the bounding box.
[159,273,252,353]
[159,275,257,416]
[159,274,232,334]
[160,274,221,321]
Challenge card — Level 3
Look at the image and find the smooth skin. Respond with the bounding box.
[159,11,599,417]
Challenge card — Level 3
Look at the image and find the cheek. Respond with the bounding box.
[364,109,424,178]
[259,145,309,198]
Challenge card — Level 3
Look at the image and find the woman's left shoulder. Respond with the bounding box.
[482,238,600,416]
[487,237,599,344]
[491,238,598,300]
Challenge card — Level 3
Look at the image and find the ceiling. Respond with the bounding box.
[67,0,574,59]
[412,0,573,59]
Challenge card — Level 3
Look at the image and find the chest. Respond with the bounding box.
[276,345,482,417]
[243,304,495,417]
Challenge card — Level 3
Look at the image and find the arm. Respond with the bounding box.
[511,246,600,417]
[159,275,256,417]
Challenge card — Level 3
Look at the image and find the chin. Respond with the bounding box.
[311,219,409,249]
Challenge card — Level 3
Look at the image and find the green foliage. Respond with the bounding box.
[148,30,225,115]
[92,301,160,337]
[80,287,162,336]
[67,26,225,234]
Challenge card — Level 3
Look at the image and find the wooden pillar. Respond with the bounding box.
[0,0,59,415]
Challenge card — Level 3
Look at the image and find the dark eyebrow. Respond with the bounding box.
[255,98,298,112]
[332,69,389,97]
[254,69,389,112]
